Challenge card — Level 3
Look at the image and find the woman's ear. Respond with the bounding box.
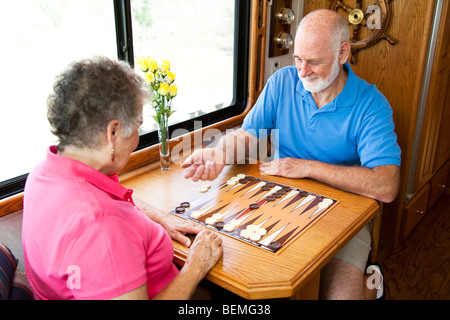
[106,120,120,145]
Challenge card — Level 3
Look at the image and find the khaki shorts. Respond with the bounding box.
[333,222,372,273]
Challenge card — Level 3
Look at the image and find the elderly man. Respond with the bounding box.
[181,9,400,299]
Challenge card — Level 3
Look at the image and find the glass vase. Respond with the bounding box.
[157,114,170,171]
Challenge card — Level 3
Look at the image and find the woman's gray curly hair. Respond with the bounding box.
[47,56,149,150]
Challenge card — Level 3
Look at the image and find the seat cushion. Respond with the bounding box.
[0,242,18,300]
[10,271,33,300]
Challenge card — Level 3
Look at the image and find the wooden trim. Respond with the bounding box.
[0,193,23,218]
[369,203,383,264]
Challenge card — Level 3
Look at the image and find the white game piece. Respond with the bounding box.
[212,213,223,220]
[240,229,251,238]
[205,217,217,225]
[237,174,246,179]
[190,211,202,219]
[230,219,240,227]
[318,201,331,209]
[223,224,235,232]
[257,228,267,236]
[250,233,262,241]
[201,183,211,189]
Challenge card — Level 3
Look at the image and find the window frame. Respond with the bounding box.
[0,0,250,200]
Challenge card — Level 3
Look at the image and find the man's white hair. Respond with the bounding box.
[296,9,350,52]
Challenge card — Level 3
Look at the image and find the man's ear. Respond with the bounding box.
[339,41,351,64]
[106,120,120,145]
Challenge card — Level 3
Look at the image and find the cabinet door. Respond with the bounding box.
[414,0,450,192]
[402,184,430,240]
[428,161,450,209]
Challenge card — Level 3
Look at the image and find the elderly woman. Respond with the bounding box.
[22,56,222,300]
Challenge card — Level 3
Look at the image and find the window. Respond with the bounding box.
[132,0,235,133]
[0,0,249,199]
[0,0,117,197]
[128,0,250,148]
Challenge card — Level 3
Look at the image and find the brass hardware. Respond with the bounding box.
[348,8,364,25]
[275,32,293,50]
[416,210,424,216]
[269,0,294,57]
[277,7,295,24]
[437,184,447,189]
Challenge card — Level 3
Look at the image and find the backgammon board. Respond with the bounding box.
[170,174,338,254]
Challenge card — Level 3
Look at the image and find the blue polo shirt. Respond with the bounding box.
[242,63,401,168]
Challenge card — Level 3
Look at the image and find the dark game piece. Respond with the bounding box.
[272,192,282,198]
[175,206,185,213]
[214,221,225,229]
[269,241,281,250]
[180,202,190,208]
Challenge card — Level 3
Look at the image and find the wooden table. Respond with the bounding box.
[120,162,381,300]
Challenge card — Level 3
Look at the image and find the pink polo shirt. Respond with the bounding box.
[22,146,178,300]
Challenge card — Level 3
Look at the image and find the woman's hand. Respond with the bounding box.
[134,197,203,247]
[157,212,203,247]
[151,229,223,300]
[184,229,223,280]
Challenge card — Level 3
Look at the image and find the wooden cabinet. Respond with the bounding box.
[428,161,450,209]
[402,160,448,239]
[402,0,450,241]
[403,184,430,240]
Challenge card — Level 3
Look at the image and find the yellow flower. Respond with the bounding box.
[167,71,176,82]
[169,84,178,97]
[161,60,170,71]
[148,58,158,73]
[136,56,151,71]
[144,72,155,84]
[159,82,169,96]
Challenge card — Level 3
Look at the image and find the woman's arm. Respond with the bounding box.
[111,229,223,300]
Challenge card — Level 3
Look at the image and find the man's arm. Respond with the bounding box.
[259,158,400,203]
[181,128,259,181]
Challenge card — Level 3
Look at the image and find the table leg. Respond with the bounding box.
[290,272,321,300]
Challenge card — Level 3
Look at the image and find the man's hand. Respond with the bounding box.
[259,158,400,203]
[259,158,310,179]
[180,148,225,181]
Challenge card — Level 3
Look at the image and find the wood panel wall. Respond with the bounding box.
[302,0,437,246]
